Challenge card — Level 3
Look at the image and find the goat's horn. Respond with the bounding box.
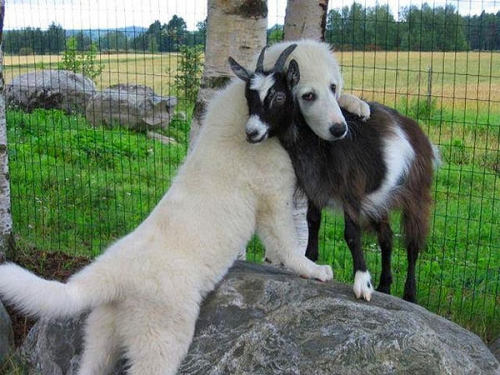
[273,44,297,72]
[256,46,267,72]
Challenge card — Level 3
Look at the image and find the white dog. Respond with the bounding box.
[0,41,368,375]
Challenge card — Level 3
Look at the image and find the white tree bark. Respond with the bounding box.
[284,0,329,42]
[189,0,268,146]
[284,0,329,255]
[0,0,13,259]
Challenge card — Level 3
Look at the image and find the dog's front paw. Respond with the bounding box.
[353,270,374,301]
[311,264,333,282]
[338,94,371,121]
[357,100,371,121]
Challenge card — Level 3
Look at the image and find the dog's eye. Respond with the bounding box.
[330,84,337,94]
[302,92,316,101]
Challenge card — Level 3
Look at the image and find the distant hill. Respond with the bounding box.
[65,26,148,40]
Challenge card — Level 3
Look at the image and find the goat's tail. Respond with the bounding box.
[431,143,442,170]
[0,261,119,318]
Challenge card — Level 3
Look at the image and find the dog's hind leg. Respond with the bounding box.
[77,304,121,375]
[120,299,199,375]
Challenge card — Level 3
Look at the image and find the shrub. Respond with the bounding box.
[57,37,104,80]
[173,45,204,102]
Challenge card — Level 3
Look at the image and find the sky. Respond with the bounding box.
[5,0,499,31]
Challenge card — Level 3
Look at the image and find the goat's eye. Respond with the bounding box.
[330,84,337,94]
[302,92,316,102]
[275,92,286,105]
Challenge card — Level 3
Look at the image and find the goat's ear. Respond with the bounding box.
[228,57,250,82]
[287,59,300,88]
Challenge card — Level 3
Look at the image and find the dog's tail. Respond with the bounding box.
[0,261,119,318]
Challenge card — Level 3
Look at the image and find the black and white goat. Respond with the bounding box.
[229,46,437,302]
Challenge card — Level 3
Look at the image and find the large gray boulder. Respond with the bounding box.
[6,70,96,114]
[19,262,499,375]
[490,337,500,362]
[0,300,13,363]
[85,84,177,131]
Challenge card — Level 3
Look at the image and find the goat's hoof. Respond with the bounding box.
[403,294,417,303]
[353,271,374,301]
[376,284,391,294]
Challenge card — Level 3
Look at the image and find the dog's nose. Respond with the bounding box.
[329,122,347,139]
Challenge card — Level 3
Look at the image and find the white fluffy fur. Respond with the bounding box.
[353,270,374,301]
[0,68,333,374]
[257,40,370,140]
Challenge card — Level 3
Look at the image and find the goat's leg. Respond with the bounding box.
[344,211,374,301]
[305,201,322,262]
[401,184,431,303]
[370,216,394,294]
[256,196,333,282]
[401,210,429,303]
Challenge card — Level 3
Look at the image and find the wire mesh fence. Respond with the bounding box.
[2,0,498,342]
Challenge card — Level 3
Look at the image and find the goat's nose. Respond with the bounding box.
[246,129,259,138]
[329,122,347,139]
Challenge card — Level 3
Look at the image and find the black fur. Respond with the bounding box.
[233,57,435,303]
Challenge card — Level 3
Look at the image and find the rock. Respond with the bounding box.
[85,84,177,131]
[490,337,500,362]
[19,315,125,375]
[0,301,13,362]
[6,70,97,114]
[146,131,177,145]
[19,262,499,375]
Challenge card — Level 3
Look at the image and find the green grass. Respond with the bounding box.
[7,108,189,256]
[5,98,499,343]
[244,99,499,342]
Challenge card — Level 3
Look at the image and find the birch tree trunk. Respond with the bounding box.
[188,0,268,146]
[0,0,13,259]
[284,0,329,255]
[284,0,329,41]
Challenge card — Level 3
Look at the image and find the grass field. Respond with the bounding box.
[4,51,499,343]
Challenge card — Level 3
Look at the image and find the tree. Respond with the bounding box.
[343,2,365,50]
[0,0,14,257]
[325,8,344,48]
[99,31,128,51]
[365,5,398,50]
[166,15,187,52]
[284,0,329,41]
[45,23,66,53]
[283,0,330,253]
[189,0,268,145]
[74,31,92,51]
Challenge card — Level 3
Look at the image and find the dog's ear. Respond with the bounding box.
[228,57,251,82]
[287,59,300,88]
